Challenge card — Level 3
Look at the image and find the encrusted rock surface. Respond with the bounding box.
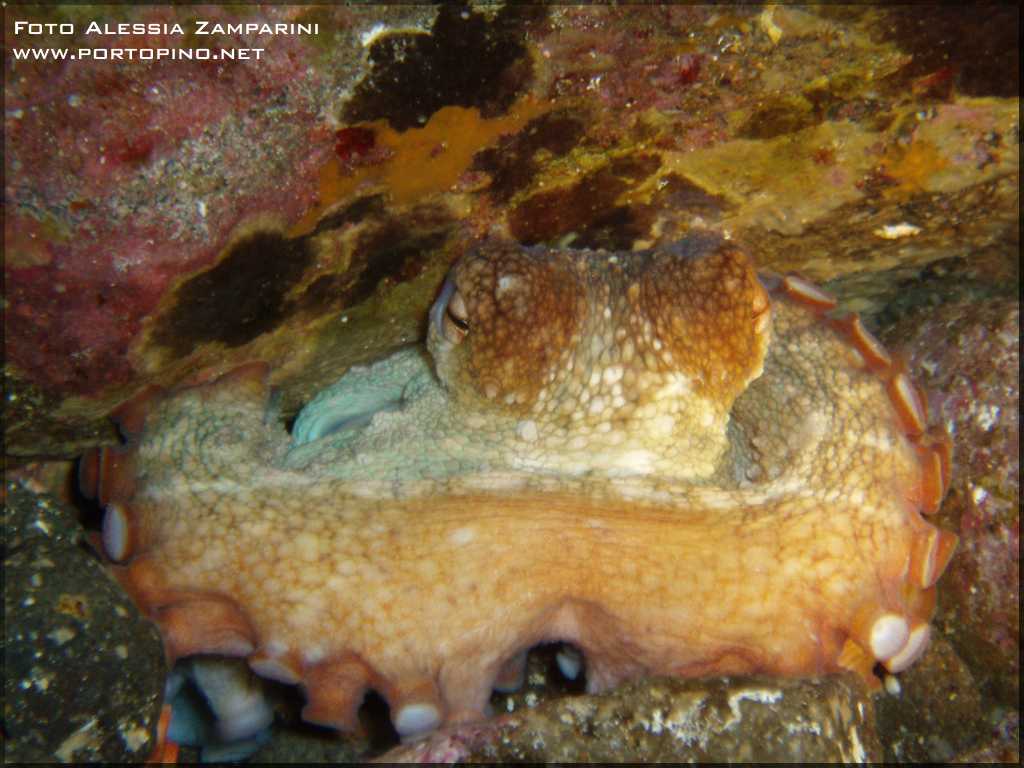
[5,4,1019,457]
[2,481,166,762]
[875,636,986,762]
[883,296,1020,707]
[382,674,881,763]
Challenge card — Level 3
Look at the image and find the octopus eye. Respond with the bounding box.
[443,289,470,343]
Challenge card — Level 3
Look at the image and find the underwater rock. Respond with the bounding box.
[383,674,881,763]
[2,481,166,762]
[884,296,1020,707]
[5,6,1019,459]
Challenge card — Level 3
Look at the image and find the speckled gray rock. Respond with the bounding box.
[247,725,367,764]
[953,706,1020,764]
[2,481,167,762]
[875,635,986,762]
[382,673,882,763]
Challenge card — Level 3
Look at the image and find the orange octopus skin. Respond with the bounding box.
[81,234,957,740]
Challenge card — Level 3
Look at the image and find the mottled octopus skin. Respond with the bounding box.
[81,234,957,740]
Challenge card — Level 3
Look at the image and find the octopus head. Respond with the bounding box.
[427,234,772,459]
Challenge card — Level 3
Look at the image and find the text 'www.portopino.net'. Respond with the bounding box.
[11,47,264,61]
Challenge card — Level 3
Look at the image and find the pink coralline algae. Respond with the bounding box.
[4,7,340,396]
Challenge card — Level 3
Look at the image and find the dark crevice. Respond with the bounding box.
[359,690,400,753]
[72,455,104,532]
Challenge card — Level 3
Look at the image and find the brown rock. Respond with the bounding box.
[383,674,881,763]
[875,636,985,762]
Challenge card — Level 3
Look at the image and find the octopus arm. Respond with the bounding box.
[291,346,432,447]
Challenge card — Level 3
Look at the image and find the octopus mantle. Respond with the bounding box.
[80,235,956,740]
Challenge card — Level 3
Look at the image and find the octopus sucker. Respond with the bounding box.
[886,365,929,436]
[554,645,583,682]
[779,273,838,312]
[908,526,959,589]
[492,650,529,692]
[886,623,932,672]
[100,501,137,562]
[79,233,958,745]
[184,657,275,743]
[247,647,303,685]
[827,311,893,372]
[913,427,954,513]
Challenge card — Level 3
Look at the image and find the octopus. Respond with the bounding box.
[80,233,957,743]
